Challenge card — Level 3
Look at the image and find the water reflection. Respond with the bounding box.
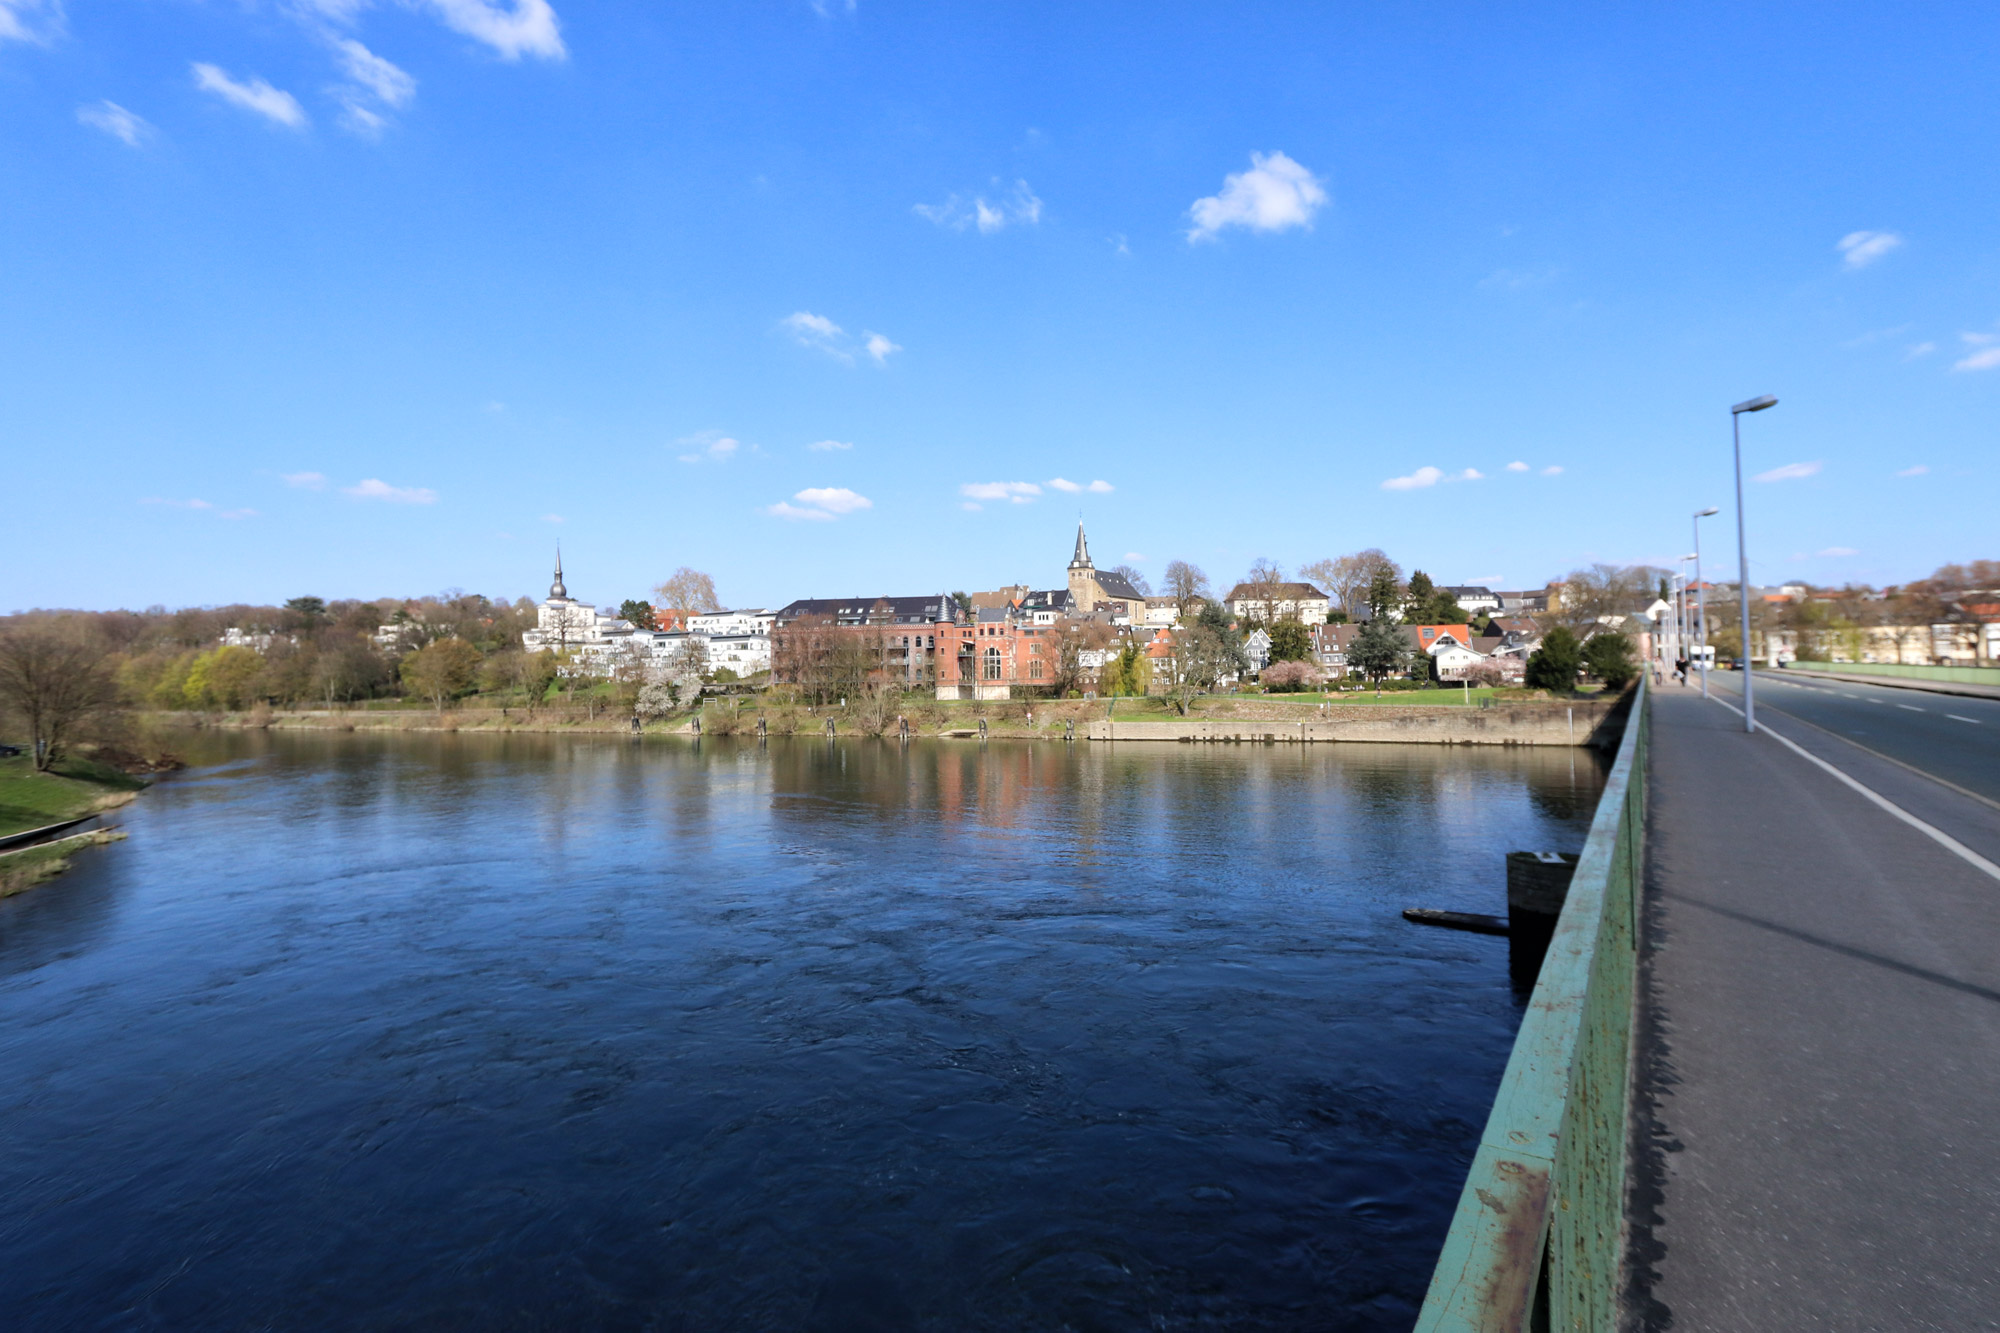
[0,730,1603,1331]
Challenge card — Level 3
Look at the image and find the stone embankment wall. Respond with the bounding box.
[1088,699,1623,747]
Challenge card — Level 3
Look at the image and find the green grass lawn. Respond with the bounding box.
[0,754,147,838]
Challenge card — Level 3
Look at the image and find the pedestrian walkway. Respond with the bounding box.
[1629,691,2000,1330]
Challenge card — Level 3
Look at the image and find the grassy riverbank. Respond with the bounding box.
[143,685,1592,741]
[0,829,128,897]
[0,753,148,839]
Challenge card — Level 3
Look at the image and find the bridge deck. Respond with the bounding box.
[1631,687,2000,1329]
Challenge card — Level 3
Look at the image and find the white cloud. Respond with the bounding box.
[1124,552,1146,562]
[1047,477,1081,493]
[141,497,257,519]
[1753,461,1822,483]
[960,501,982,512]
[1187,151,1327,243]
[541,513,563,523]
[1382,466,1444,491]
[1897,465,1928,477]
[1086,479,1113,493]
[864,331,901,365]
[1457,467,1485,481]
[778,312,898,367]
[1541,465,1564,476]
[1505,460,1529,472]
[1837,230,1902,269]
[0,0,62,46]
[765,502,834,522]
[792,486,872,515]
[807,439,853,452]
[1952,333,2000,372]
[193,63,308,128]
[282,471,327,489]
[676,432,740,463]
[961,481,1041,504]
[77,100,150,146]
[915,179,1043,234]
[423,0,564,61]
[1817,546,1859,557]
[1479,265,1558,291]
[333,37,415,105]
[1906,341,1937,359]
[344,478,438,503]
[1111,233,1132,258]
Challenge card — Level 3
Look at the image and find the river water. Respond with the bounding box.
[0,730,1604,1331]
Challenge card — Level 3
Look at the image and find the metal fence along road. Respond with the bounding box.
[1786,659,2000,688]
[1414,677,1646,1332]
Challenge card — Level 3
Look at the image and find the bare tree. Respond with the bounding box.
[1548,563,1669,635]
[0,621,121,770]
[1109,564,1151,596]
[1163,561,1210,620]
[654,567,722,615]
[1302,550,1398,621]
[1238,558,1290,627]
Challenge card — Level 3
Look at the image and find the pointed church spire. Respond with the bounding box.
[1070,519,1092,570]
[550,545,568,600]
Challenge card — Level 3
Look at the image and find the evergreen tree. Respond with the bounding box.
[1268,621,1312,663]
[1525,626,1584,692]
[1347,617,1408,684]
[1582,630,1638,689]
[1364,565,1402,622]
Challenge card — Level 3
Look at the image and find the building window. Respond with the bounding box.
[1029,660,1043,679]
[983,647,1003,680]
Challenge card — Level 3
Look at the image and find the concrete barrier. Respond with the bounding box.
[1087,698,1625,748]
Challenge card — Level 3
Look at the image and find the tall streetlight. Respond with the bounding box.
[1693,506,1719,698]
[1731,394,1778,732]
[1678,555,1697,675]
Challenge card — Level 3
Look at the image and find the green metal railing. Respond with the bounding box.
[1786,660,2000,687]
[1415,676,1647,1332]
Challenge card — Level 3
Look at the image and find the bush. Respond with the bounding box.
[1581,631,1637,689]
[1525,626,1584,692]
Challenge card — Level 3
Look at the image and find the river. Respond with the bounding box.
[0,730,1604,1330]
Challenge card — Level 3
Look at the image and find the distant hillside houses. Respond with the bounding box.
[521,554,774,677]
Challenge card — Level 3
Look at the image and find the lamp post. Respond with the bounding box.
[1731,395,1778,732]
[1693,507,1719,698]
[1678,555,1697,677]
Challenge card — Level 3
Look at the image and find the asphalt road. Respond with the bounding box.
[1630,689,2000,1330]
[1681,667,2000,809]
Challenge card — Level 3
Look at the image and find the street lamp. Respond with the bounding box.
[1731,395,1778,732]
[1677,555,1697,676]
[1693,507,1719,699]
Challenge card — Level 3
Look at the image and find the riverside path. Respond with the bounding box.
[1628,680,2000,1329]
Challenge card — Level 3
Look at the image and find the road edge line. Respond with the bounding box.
[1705,694,2000,884]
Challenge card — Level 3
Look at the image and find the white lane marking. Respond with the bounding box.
[1897,704,1924,712]
[1707,695,2000,884]
[1948,714,1981,725]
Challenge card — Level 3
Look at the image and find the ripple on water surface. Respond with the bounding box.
[0,729,1605,1331]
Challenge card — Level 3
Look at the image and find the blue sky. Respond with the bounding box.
[4,2,1996,613]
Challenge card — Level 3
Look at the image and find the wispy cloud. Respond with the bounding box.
[1896,464,1928,477]
[77,100,150,146]
[1818,546,1859,557]
[282,471,328,489]
[960,481,1041,508]
[1479,265,1558,292]
[330,35,414,134]
[781,311,898,367]
[914,179,1043,234]
[807,439,853,452]
[864,331,901,365]
[1382,466,1444,491]
[1906,341,1937,359]
[1837,230,1902,270]
[1505,461,1529,472]
[1187,151,1327,243]
[1045,477,1111,493]
[1456,467,1484,481]
[1753,461,1821,483]
[344,478,437,503]
[1952,332,2000,372]
[676,431,740,464]
[422,0,565,61]
[1840,323,1913,348]
[541,513,563,523]
[1542,465,1564,476]
[1124,552,1146,562]
[193,63,308,127]
[767,487,872,521]
[0,0,63,46]
[141,497,258,519]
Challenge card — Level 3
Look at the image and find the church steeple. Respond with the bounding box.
[550,546,568,600]
[1069,520,1092,572]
